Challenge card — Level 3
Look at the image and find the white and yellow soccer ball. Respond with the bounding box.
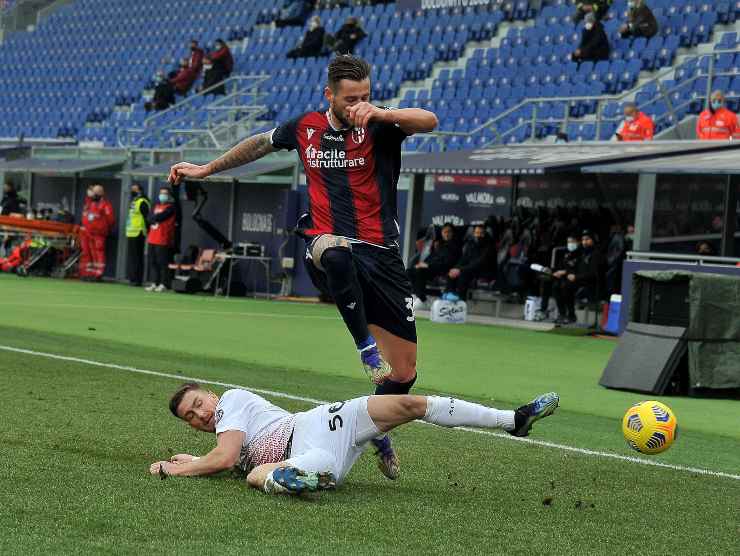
[622,401,678,455]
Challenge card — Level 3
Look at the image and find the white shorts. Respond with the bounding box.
[288,396,380,484]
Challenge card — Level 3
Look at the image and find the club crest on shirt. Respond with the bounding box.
[351,127,366,145]
[307,128,316,139]
[215,409,224,424]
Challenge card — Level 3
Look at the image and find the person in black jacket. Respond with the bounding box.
[619,0,658,39]
[145,71,176,112]
[443,224,496,302]
[537,235,581,321]
[1,182,26,216]
[407,223,461,307]
[331,17,367,55]
[574,0,612,22]
[552,230,603,324]
[572,13,611,64]
[288,16,325,58]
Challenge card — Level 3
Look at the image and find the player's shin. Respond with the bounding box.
[422,396,515,431]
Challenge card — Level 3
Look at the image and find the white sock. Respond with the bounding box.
[423,396,515,431]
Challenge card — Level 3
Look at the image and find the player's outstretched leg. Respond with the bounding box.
[314,237,391,384]
[364,392,559,438]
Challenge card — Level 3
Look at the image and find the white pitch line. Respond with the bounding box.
[1,344,739,482]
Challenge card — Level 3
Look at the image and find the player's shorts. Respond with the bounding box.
[288,396,380,484]
[305,239,417,344]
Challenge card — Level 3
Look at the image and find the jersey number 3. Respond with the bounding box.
[328,401,345,431]
[405,297,415,322]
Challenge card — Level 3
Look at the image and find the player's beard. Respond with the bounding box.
[331,104,352,129]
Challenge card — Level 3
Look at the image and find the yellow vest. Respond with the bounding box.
[126,196,150,237]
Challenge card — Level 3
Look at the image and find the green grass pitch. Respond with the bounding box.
[0,275,738,554]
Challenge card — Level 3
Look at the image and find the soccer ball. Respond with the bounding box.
[622,401,678,455]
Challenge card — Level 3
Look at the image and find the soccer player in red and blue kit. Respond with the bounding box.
[169,55,439,480]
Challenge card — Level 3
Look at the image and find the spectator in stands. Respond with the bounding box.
[572,13,610,64]
[573,0,612,23]
[189,39,204,75]
[170,58,198,96]
[81,184,115,282]
[552,229,603,324]
[619,0,658,40]
[408,223,461,309]
[331,17,367,55]
[536,234,581,322]
[145,71,176,112]
[200,57,226,95]
[696,91,740,140]
[125,183,150,287]
[1,181,25,215]
[275,0,313,28]
[209,39,233,81]
[442,224,496,302]
[146,186,177,292]
[615,102,654,141]
[288,16,325,58]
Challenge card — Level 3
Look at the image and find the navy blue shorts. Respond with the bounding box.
[305,241,417,344]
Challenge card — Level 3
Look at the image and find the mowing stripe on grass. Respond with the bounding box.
[0,301,339,321]
[2,343,739,482]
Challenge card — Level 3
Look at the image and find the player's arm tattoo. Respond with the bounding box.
[205,131,278,175]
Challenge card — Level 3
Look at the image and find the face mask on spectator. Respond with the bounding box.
[628,1,635,8]
[567,242,578,252]
[711,99,723,111]
[585,22,593,31]
[86,189,94,198]
[159,193,170,203]
[625,115,635,122]
[204,63,213,71]
[92,194,101,201]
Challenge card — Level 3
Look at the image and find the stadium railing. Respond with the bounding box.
[118,74,270,149]
[409,47,740,151]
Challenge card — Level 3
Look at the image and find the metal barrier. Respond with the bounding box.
[411,47,740,151]
[626,250,740,266]
[118,74,270,149]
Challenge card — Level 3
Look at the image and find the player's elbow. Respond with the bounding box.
[425,111,439,132]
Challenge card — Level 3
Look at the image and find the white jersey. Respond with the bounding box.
[215,389,295,472]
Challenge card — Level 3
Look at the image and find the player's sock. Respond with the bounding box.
[374,374,417,395]
[321,248,370,346]
[422,396,515,431]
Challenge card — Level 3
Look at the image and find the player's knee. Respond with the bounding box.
[390,357,416,383]
[320,247,353,277]
[399,396,426,419]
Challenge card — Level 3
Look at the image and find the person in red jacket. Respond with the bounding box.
[188,39,204,74]
[82,184,115,281]
[209,39,233,77]
[170,58,198,96]
[78,186,94,279]
[696,91,740,140]
[615,102,654,141]
[146,186,177,292]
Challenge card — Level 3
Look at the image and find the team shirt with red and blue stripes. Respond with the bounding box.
[270,109,407,248]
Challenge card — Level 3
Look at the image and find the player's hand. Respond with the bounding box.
[567,274,576,283]
[553,270,566,278]
[170,454,195,464]
[415,261,429,269]
[346,102,383,129]
[168,161,209,185]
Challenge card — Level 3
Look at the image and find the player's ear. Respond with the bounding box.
[324,86,333,103]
